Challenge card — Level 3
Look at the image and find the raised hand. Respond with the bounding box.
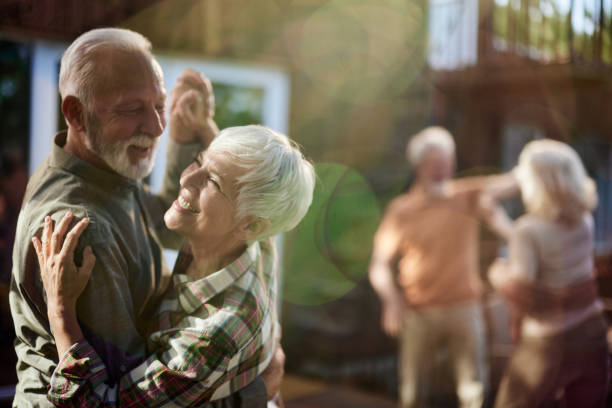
[32,212,95,314]
[169,69,219,146]
[170,69,215,118]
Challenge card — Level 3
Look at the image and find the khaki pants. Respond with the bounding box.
[494,314,608,408]
[399,301,488,408]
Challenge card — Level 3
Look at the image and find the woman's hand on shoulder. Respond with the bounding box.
[31,212,95,317]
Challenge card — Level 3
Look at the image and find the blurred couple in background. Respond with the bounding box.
[370,127,607,408]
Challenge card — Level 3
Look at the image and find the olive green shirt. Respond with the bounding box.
[9,132,197,407]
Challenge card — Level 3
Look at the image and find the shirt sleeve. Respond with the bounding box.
[47,328,260,407]
[12,210,148,405]
[47,340,111,407]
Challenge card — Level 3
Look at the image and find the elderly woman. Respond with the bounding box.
[33,125,315,407]
[489,139,607,408]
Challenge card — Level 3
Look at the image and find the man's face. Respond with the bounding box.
[84,51,167,180]
[164,150,247,245]
[417,147,455,184]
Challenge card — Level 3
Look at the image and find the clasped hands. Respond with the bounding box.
[169,69,219,146]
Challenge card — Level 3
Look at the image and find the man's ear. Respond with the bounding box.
[241,217,271,241]
[61,96,86,131]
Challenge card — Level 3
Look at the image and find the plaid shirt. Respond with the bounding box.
[47,239,279,407]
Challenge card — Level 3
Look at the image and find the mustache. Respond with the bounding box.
[127,134,159,149]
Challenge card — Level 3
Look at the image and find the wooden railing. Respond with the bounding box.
[480,0,612,64]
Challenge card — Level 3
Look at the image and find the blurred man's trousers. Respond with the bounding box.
[399,300,488,408]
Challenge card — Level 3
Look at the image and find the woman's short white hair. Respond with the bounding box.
[208,125,316,239]
[406,126,456,167]
[515,139,597,223]
[59,28,153,110]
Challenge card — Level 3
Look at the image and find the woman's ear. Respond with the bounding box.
[62,96,86,131]
[243,217,271,241]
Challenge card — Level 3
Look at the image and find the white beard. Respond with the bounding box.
[425,181,449,198]
[89,134,158,180]
[84,116,158,180]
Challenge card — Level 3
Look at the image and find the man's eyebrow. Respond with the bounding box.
[116,101,142,107]
[114,95,146,106]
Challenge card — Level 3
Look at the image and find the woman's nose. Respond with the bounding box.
[180,164,205,189]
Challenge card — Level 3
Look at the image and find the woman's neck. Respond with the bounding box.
[185,238,247,279]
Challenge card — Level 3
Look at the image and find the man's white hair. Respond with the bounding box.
[59,28,153,110]
[208,125,316,239]
[406,126,456,167]
[515,139,597,223]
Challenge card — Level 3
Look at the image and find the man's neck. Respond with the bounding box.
[414,179,450,198]
[64,129,114,173]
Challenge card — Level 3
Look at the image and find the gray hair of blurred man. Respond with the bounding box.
[406,126,456,168]
[208,125,316,240]
[58,28,155,111]
[515,139,597,224]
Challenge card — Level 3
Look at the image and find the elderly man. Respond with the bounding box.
[369,127,516,408]
[10,28,279,407]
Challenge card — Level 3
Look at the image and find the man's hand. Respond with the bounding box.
[169,69,219,146]
[381,295,405,338]
[261,340,285,400]
[369,253,405,338]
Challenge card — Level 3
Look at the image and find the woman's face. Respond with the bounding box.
[164,150,248,244]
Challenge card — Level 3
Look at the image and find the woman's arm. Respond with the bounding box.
[35,216,273,407]
[477,194,514,240]
[481,172,520,201]
[32,212,94,357]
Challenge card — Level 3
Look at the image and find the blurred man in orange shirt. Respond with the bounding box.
[369,127,516,408]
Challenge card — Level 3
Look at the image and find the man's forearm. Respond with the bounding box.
[158,117,219,204]
[369,259,403,303]
[483,172,519,201]
[151,138,203,249]
[199,118,219,148]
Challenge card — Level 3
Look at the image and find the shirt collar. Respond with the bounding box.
[50,131,139,192]
[175,242,260,314]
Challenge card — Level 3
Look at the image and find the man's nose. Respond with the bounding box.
[141,106,165,137]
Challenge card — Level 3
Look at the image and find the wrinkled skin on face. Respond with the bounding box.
[84,50,167,180]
